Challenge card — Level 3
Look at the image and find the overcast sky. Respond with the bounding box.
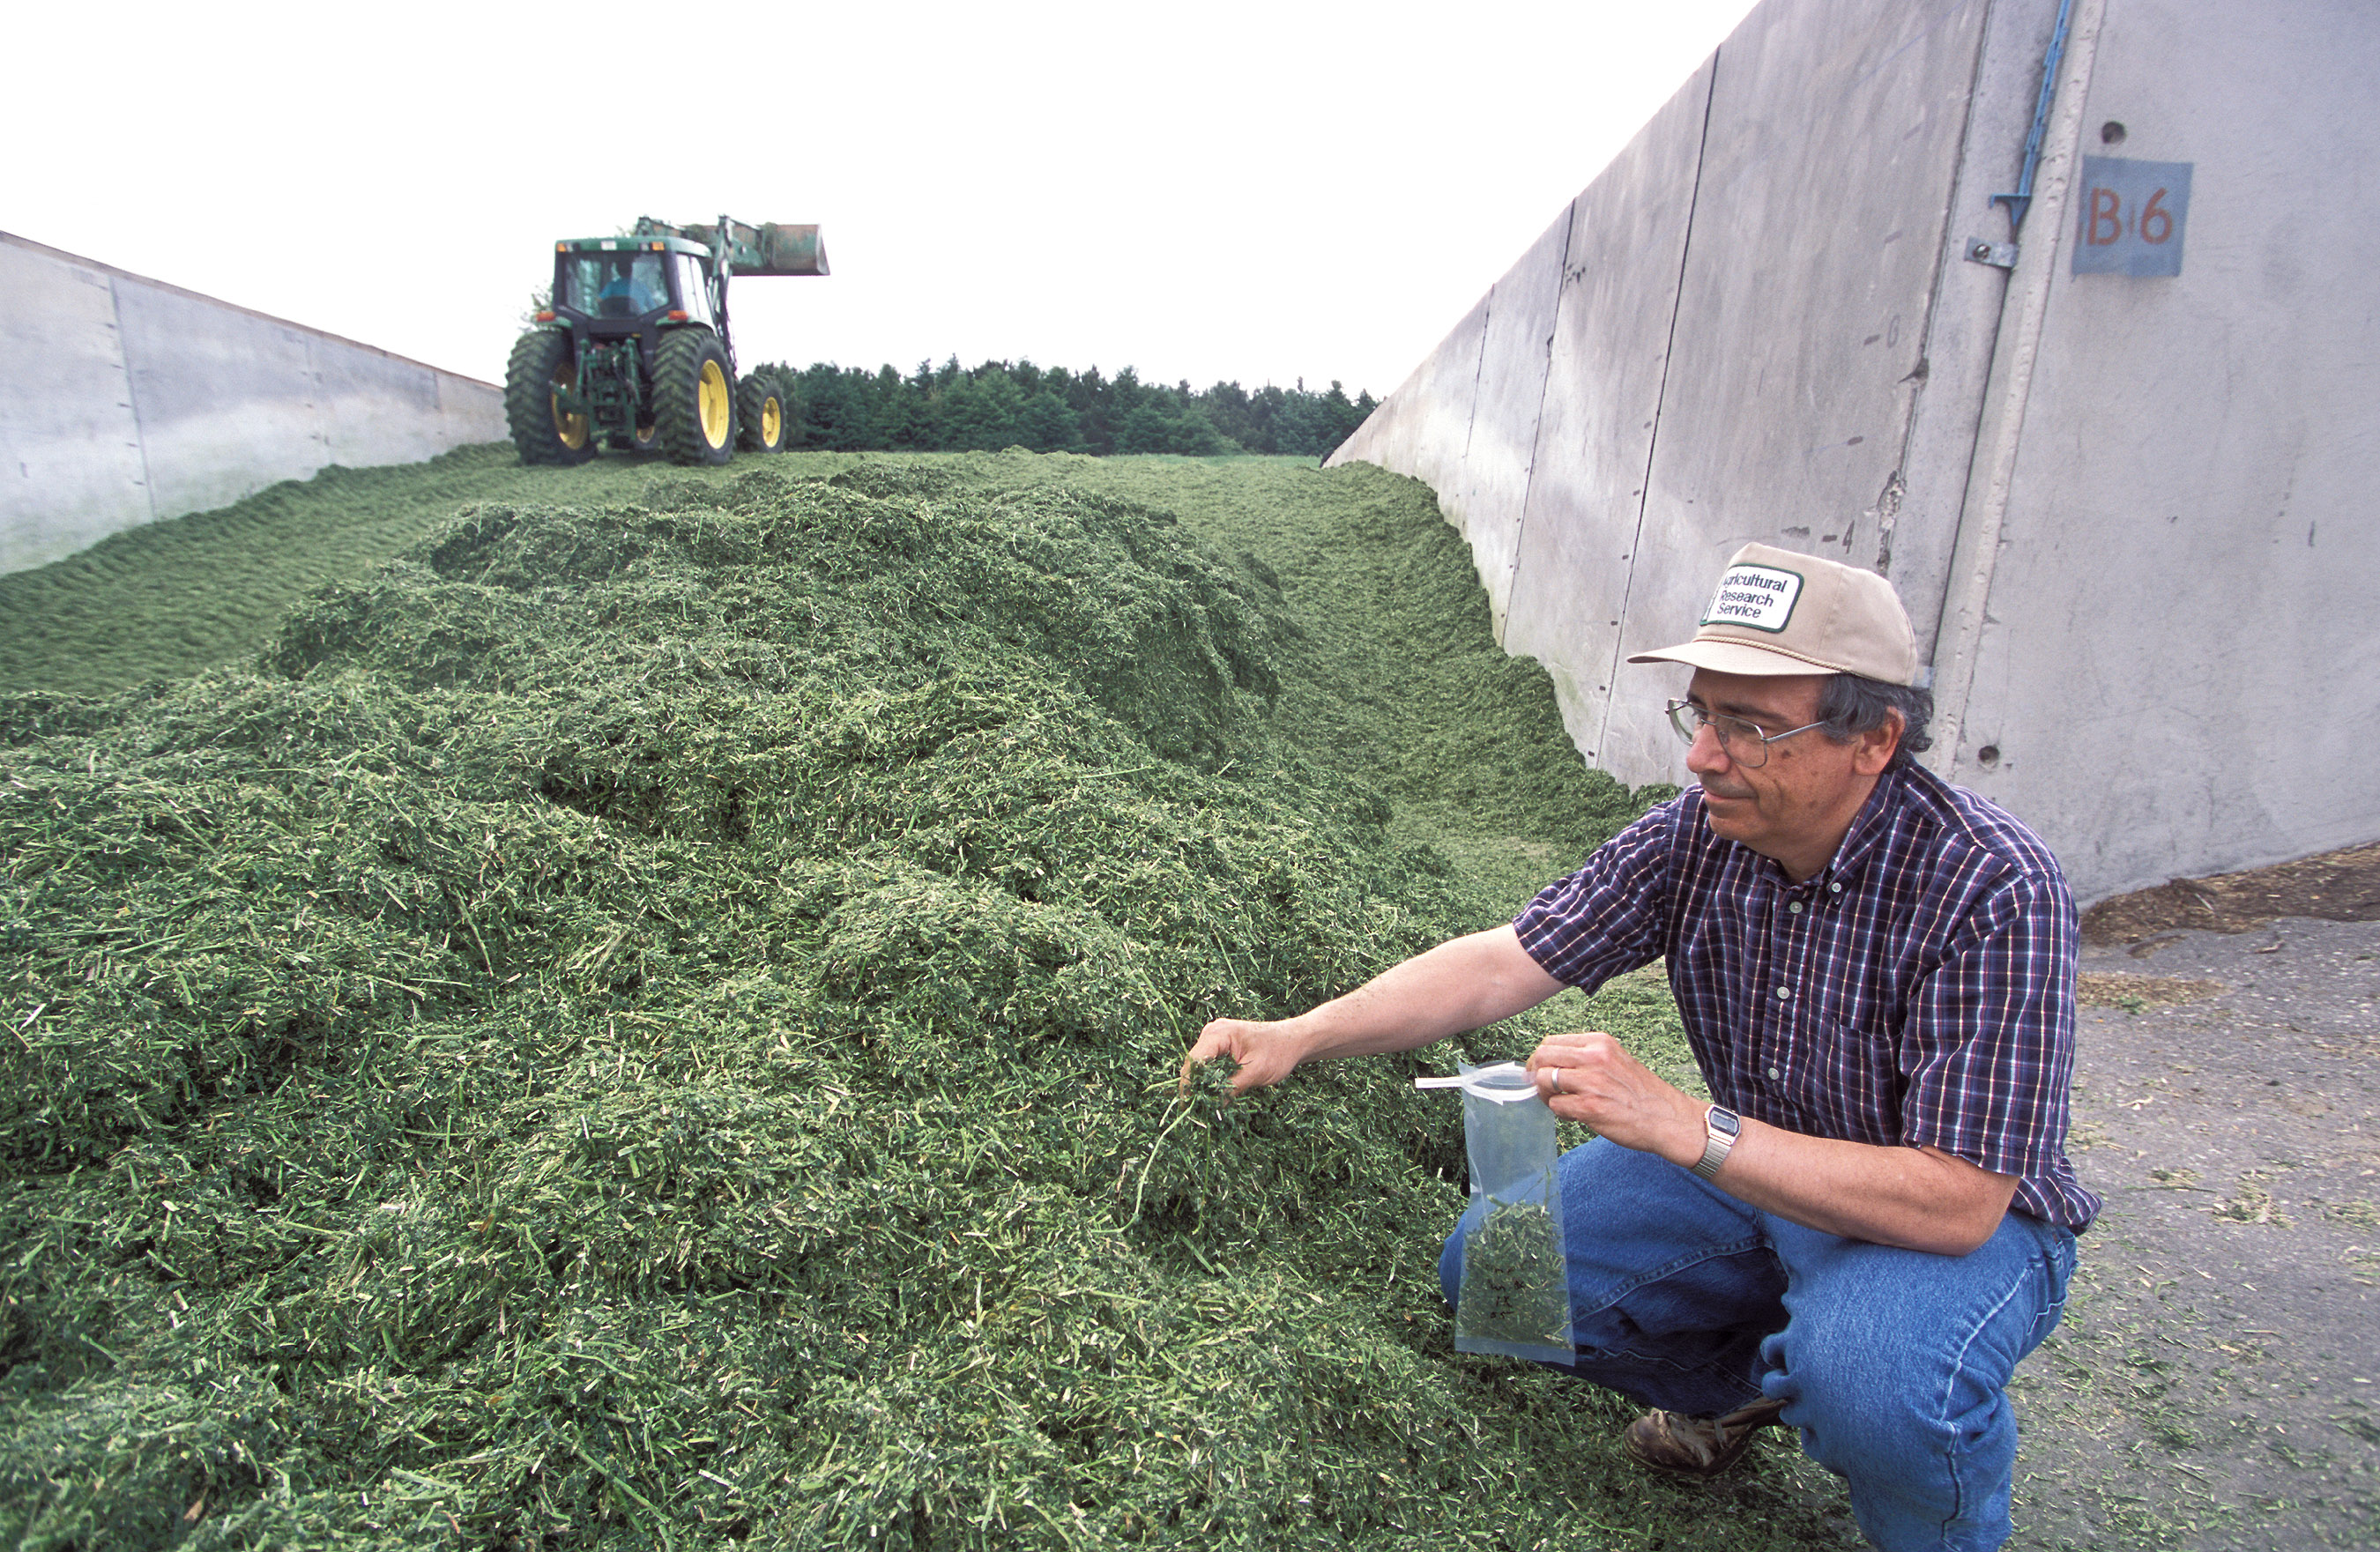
[12,0,1758,399]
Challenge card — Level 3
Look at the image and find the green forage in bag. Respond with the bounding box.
[1459,1199,1569,1351]
[1417,1061,1574,1363]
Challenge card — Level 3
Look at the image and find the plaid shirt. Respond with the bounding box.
[1514,764,2098,1230]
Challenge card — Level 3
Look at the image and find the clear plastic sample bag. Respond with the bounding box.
[1416,1061,1574,1364]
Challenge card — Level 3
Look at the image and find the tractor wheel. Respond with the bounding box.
[504,330,595,465]
[771,373,802,448]
[653,330,736,466]
[737,373,789,453]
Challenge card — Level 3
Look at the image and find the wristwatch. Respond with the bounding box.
[1692,1104,1742,1180]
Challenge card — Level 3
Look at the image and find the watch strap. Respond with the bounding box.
[1692,1105,1741,1180]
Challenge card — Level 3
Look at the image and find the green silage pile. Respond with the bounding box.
[2,463,1707,1552]
[0,456,1873,1550]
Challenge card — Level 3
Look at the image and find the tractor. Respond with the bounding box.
[505,216,827,467]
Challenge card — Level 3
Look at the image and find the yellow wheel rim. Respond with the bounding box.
[698,360,732,449]
[550,360,589,449]
[762,395,783,445]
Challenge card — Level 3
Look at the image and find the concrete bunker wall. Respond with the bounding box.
[1330,0,2379,902]
[2,232,505,576]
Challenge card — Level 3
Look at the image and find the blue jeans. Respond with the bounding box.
[1439,1138,2078,1552]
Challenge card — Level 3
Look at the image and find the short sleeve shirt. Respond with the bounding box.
[1514,765,2099,1230]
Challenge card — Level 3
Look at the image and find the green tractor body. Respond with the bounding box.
[505,217,827,467]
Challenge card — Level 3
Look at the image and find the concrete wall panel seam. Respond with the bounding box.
[108,275,162,524]
[1455,209,1573,633]
[1873,0,2009,586]
[1588,56,1723,765]
[1878,0,2064,650]
[1927,0,2107,778]
[1460,289,1491,465]
[1499,208,1581,646]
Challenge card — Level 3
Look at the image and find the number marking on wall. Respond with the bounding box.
[2073,156,2194,278]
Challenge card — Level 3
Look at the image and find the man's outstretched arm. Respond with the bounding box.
[1187,925,1566,1092]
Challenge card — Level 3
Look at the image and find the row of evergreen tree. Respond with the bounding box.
[747,357,1380,458]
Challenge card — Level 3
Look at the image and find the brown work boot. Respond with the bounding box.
[1622,1395,1789,1479]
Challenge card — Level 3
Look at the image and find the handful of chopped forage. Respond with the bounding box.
[1178,1051,1243,1101]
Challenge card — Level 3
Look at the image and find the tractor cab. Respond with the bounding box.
[550,236,718,337]
[569,251,668,319]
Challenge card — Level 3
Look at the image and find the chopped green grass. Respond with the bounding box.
[4,453,1870,1551]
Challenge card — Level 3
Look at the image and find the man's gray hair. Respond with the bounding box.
[1818,673,1933,769]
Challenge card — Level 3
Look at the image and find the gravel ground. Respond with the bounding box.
[2003,916,2378,1549]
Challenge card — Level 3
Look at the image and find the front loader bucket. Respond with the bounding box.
[753,224,828,276]
[678,220,829,277]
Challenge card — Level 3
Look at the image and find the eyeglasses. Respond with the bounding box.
[1664,699,1830,769]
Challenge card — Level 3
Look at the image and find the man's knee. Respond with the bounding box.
[1760,1313,1997,1467]
[1761,1216,2072,1437]
[1764,1309,2025,1552]
[1756,1235,2062,1481]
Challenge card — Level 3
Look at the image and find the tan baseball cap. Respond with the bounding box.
[1626,542,1921,685]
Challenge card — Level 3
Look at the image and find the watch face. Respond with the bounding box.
[1708,1106,1742,1138]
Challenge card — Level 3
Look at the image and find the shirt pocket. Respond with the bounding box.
[1782,1002,1902,1147]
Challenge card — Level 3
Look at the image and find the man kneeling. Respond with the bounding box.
[1187,543,2094,1552]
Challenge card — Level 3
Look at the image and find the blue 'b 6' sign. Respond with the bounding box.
[2073,156,2192,278]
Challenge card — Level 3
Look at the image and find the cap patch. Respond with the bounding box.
[1701,564,1804,634]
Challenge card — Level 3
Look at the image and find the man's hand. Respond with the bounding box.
[1528,1031,1706,1162]
[1183,1018,1306,1095]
